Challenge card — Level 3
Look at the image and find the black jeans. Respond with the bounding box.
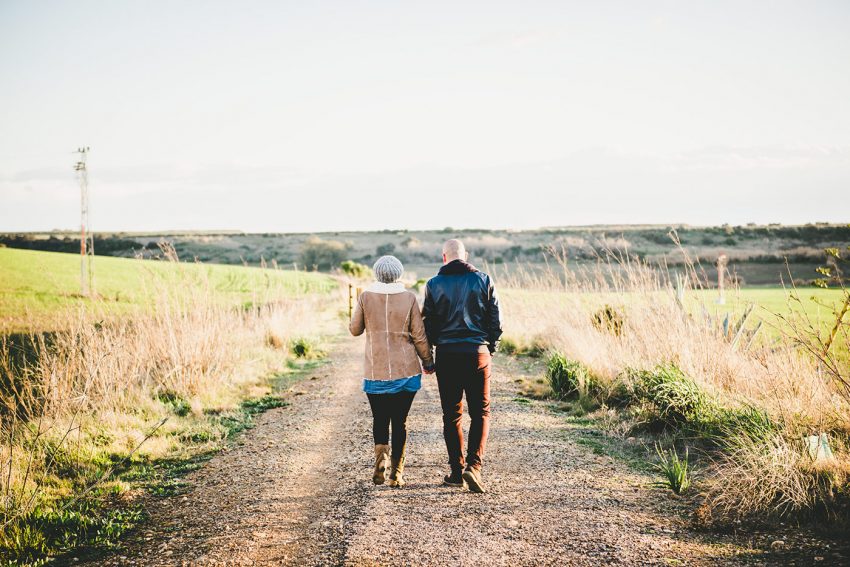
[366,391,416,460]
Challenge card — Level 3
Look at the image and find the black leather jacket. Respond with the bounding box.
[422,260,503,353]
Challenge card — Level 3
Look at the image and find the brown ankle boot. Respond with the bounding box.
[388,455,406,487]
[373,444,389,485]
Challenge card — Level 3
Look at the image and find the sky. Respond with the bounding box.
[1,0,849,233]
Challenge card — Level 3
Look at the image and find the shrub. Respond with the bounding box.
[525,336,549,358]
[300,237,351,271]
[701,432,850,525]
[499,337,520,356]
[714,404,776,442]
[546,353,596,400]
[266,332,285,349]
[629,364,776,440]
[156,390,192,417]
[340,260,371,279]
[592,304,625,336]
[653,443,691,494]
[630,364,716,431]
[497,336,548,357]
[290,337,324,359]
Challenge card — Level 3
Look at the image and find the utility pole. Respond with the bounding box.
[74,147,95,296]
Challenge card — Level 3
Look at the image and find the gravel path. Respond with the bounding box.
[87,338,842,566]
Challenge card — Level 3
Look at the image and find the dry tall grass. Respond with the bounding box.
[495,246,850,523]
[0,257,338,559]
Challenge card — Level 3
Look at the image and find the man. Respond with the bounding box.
[422,239,502,493]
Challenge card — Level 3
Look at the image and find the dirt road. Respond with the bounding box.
[88,338,841,566]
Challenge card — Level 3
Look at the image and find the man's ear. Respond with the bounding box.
[442,253,447,264]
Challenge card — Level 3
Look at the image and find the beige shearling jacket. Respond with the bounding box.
[349,282,434,380]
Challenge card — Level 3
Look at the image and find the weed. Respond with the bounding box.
[653,443,691,494]
[499,337,520,356]
[266,332,285,349]
[525,336,549,358]
[0,523,47,565]
[592,304,625,336]
[545,353,596,400]
[156,390,192,417]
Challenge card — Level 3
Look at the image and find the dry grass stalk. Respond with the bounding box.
[498,245,850,522]
[0,257,336,534]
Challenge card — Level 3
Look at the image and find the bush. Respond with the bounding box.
[156,390,192,417]
[701,432,850,525]
[525,336,549,358]
[630,364,712,429]
[629,364,775,439]
[499,337,520,356]
[499,336,549,358]
[340,260,371,279]
[300,237,351,271]
[266,332,285,349]
[592,304,625,336]
[545,353,596,400]
[290,337,324,359]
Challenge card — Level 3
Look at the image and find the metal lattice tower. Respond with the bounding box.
[74,147,95,296]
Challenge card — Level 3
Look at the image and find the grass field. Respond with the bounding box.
[0,248,337,332]
[501,286,847,336]
[0,248,340,564]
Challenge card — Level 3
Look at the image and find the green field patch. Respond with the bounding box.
[0,248,336,331]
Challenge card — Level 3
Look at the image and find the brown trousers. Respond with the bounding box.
[435,350,491,472]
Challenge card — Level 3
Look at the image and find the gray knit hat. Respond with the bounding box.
[373,255,404,283]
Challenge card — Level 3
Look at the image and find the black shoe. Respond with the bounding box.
[462,467,486,493]
[442,471,464,487]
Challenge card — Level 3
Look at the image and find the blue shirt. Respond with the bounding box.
[363,374,422,394]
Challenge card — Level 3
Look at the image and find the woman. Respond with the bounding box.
[349,255,434,487]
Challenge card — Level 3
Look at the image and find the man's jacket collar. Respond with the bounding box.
[438,259,479,276]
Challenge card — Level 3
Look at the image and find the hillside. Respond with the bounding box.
[0,248,336,331]
[3,223,848,286]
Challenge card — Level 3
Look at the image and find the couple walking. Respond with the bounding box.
[349,239,502,493]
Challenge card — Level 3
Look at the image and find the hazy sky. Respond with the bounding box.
[1,0,848,232]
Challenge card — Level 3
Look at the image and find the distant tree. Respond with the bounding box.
[300,236,351,271]
[376,243,396,257]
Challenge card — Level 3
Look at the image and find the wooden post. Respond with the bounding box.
[348,284,363,321]
[716,254,728,305]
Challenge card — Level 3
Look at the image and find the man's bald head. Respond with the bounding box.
[442,239,467,263]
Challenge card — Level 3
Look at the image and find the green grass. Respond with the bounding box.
[690,286,846,327]
[0,248,337,331]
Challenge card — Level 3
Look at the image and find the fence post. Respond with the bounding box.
[348,283,354,321]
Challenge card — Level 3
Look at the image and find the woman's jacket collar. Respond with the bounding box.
[366,281,407,294]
